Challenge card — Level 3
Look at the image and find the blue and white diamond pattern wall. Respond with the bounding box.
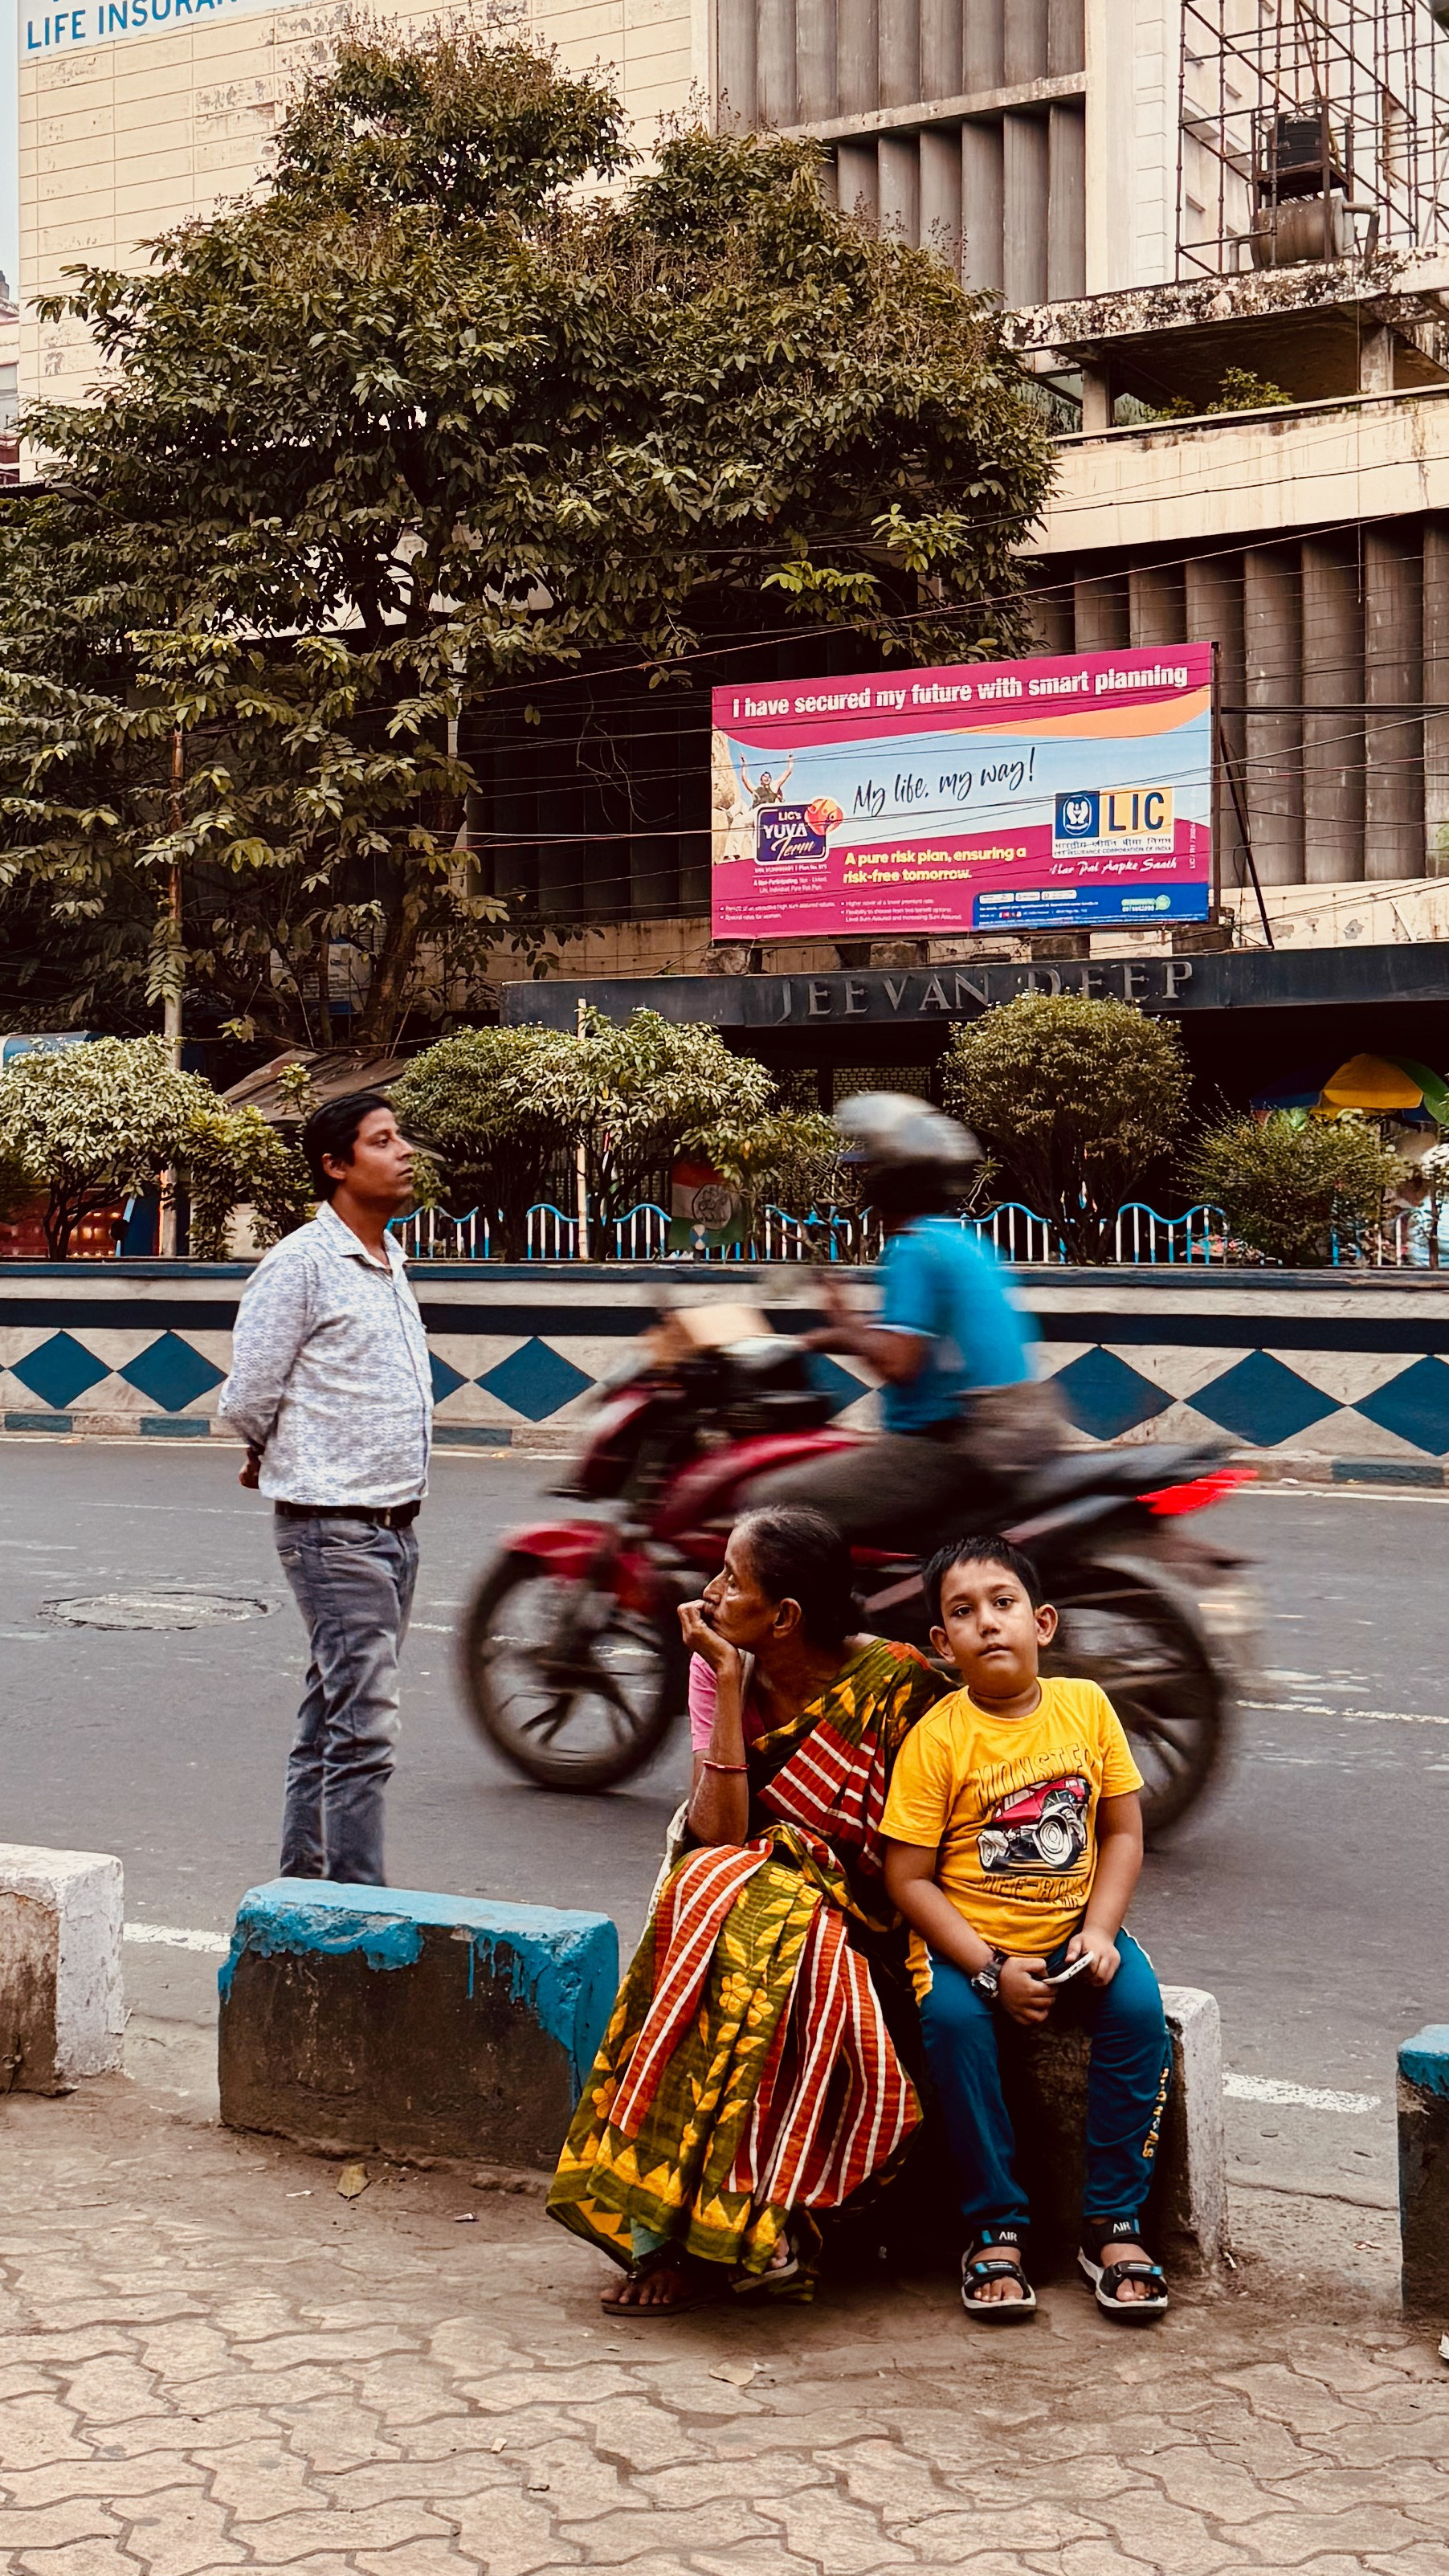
[1051,1348,1173,1443]
[807,1354,873,1419]
[476,1337,594,1422]
[1102,1343,1253,1404]
[429,1350,467,1405]
[1188,1352,1339,1447]
[1356,1357,1449,1455]
[11,1333,112,1410]
[1279,1349,1422,1409]
[120,1332,226,1414]
[5,1276,1449,1476]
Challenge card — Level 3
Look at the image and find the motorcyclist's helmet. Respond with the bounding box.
[832,1092,982,1220]
[833,1092,982,1176]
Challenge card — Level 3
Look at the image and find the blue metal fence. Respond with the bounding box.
[390,1198,1255,1266]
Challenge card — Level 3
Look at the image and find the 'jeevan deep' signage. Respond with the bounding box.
[711,646,1214,943]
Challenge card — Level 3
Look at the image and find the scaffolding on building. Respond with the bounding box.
[1178,0,1449,281]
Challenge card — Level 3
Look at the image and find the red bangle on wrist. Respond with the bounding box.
[701,1757,749,1774]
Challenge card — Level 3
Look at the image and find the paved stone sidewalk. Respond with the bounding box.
[1,2062,1446,2576]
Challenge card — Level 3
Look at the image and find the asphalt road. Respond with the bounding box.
[3,1441,1445,2205]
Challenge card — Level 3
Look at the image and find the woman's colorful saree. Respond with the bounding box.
[547,1637,945,2285]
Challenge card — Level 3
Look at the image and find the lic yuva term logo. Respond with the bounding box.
[757,795,843,866]
[1053,787,1173,857]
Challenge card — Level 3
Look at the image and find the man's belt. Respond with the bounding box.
[274,1500,422,1529]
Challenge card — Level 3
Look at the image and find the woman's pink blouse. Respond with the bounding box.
[688,1653,764,1752]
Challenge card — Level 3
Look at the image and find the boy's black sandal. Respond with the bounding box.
[961,2230,1037,2323]
[1077,2229,1169,2321]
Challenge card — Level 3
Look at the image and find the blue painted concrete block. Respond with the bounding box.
[1398,2026,1449,2310]
[1399,2027,1449,2099]
[218,1880,618,2170]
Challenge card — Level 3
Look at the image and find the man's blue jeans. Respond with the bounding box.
[918,1931,1170,2239]
[273,1510,418,1886]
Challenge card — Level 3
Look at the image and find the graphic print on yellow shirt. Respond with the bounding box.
[880,1675,1145,1996]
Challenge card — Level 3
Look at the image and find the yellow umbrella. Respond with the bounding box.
[1319,1054,1425,1112]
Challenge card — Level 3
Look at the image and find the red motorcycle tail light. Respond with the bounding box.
[1142,1468,1256,1517]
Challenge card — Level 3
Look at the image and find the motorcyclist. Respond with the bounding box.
[747,1094,1065,1546]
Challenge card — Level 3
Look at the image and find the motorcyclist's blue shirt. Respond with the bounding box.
[877,1216,1033,1432]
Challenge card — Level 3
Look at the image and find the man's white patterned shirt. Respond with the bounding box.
[218,1201,433,1506]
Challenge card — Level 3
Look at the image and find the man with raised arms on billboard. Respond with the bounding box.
[736,749,795,811]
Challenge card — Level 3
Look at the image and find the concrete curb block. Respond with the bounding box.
[1002,1982,1227,2273]
[218,1880,618,2170]
[0,1843,124,2091]
[1159,1985,1230,2268]
[1398,2023,1449,2312]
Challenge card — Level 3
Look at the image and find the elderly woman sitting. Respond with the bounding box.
[548,1505,944,2314]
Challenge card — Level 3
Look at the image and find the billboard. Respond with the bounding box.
[710,643,1214,941]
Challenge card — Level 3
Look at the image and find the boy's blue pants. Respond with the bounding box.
[917,1931,1170,2239]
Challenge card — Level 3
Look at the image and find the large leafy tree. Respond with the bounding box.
[526,1010,778,1235]
[0,25,1053,1047]
[944,994,1192,1264]
[394,1009,843,1251]
[388,1025,570,1259]
[1191,1112,1402,1268]
[0,1034,310,1257]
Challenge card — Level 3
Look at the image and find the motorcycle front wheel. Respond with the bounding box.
[459,1552,683,1790]
[1043,1557,1231,1838]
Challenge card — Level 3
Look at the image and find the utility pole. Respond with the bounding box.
[157,726,185,1259]
[574,998,590,1262]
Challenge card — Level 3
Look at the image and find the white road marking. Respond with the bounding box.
[1224,2072,1380,2114]
[123,1923,230,1954]
[1243,1699,1449,1725]
[1243,1700,1333,1714]
[1341,1708,1449,1727]
[409,1621,456,1634]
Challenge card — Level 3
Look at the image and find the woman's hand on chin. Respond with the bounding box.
[679,1598,743,1680]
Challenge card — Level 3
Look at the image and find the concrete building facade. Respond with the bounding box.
[17,0,704,406]
[19,1,1449,1075]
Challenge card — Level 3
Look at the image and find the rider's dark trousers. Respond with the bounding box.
[747,1382,1063,1548]
[917,1933,1171,2237]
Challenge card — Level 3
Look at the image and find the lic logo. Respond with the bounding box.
[1055,791,1100,838]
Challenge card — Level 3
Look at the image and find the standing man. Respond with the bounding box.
[218,1093,431,1885]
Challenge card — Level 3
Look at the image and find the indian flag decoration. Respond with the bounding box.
[669,1160,742,1253]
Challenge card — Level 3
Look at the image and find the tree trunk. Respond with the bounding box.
[43,1190,78,1258]
[356,855,427,1047]
[315,937,333,1049]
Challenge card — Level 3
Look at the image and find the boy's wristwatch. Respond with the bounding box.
[970,1949,1008,2002]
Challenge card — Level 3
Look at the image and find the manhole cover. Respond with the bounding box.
[40,1590,274,1632]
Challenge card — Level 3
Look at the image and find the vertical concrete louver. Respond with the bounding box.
[717,0,1088,294]
[1032,523,1449,887]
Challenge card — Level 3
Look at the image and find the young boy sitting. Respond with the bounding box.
[882,1535,1171,2324]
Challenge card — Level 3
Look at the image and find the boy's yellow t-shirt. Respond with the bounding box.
[881,1676,1144,1996]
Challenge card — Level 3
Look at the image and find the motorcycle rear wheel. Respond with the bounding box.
[459,1552,683,1791]
[1043,1558,1231,1838]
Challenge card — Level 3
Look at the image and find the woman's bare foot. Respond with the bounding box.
[601,2258,701,2314]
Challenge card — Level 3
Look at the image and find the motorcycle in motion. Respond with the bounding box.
[457,1321,1259,1835]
